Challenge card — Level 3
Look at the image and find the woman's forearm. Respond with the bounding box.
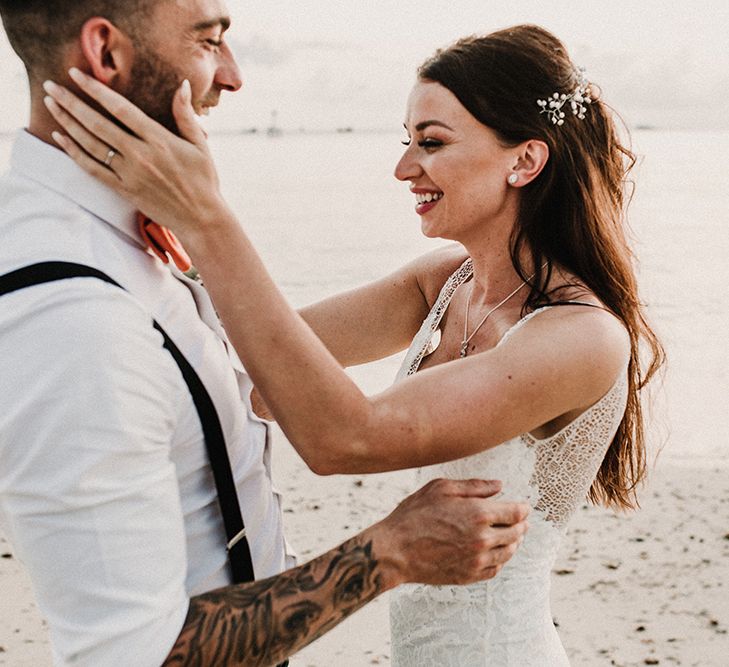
[185,206,381,473]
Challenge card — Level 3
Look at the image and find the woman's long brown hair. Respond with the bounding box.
[419,25,665,509]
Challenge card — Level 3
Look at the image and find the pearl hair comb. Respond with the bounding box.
[537,66,592,126]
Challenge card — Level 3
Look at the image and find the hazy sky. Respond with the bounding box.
[1,0,727,132]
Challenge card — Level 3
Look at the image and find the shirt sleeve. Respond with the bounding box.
[0,281,190,666]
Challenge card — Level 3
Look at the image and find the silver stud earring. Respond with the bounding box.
[508,173,519,185]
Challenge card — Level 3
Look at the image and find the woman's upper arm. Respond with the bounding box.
[327,307,629,473]
[299,243,468,366]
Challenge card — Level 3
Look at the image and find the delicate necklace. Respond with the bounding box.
[459,266,543,358]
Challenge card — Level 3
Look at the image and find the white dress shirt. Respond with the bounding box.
[0,131,294,666]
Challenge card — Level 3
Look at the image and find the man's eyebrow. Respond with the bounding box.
[406,120,455,132]
[192,16,232,32]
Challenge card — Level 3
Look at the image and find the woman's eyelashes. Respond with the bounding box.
[420,138,444,151]
[401,137,445,151]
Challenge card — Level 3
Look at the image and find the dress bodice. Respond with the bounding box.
[395,258,628,528]
[389,259,628,666]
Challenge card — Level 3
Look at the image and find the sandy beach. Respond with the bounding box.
[277,437,729,667]
[2,431,727,666]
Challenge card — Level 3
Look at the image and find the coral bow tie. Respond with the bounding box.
[138,213,192,273]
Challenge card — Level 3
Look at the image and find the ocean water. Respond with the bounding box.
[1,129,727,462]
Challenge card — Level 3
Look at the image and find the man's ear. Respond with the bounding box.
[78,17,135,86]
[510,140,550,187]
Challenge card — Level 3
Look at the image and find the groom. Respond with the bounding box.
[0,1,529,665]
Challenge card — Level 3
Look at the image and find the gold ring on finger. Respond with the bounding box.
[104,148,117,167]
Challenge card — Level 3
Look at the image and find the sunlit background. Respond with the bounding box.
[1,0,728,133]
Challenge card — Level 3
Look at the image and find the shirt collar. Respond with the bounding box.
[10,130,144,250]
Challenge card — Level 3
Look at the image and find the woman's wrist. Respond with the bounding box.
[177,195,238,261]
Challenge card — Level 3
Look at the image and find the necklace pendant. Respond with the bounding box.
[460,340,468,358]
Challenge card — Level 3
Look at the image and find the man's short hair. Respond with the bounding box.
[0,1,156,80]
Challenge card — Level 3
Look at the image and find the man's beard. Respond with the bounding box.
[124,44,184,134]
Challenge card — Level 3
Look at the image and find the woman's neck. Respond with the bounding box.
[460,223,536,308]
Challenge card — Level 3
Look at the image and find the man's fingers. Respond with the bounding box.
[458,478,503,498]
[463,524,526,572]
[482,501,531,527]
[382,479,532,587]
[66,68,160,144]
[482,542,518,569]
[429,478,502,499]
[486,522,528,549]
[479,565,500,580]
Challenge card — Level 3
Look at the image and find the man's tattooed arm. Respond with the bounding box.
[163,478,530,666]
[163,534,393,666]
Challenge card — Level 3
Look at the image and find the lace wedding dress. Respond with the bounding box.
[389,260,628,666]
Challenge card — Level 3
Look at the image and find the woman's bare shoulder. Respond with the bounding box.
[499,300,630,405]
[547,270,629,361]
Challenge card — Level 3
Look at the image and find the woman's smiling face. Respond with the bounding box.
[395,80,517,242]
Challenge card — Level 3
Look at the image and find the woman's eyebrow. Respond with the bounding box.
[414,120,454,132]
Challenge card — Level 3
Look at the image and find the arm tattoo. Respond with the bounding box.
[164,536,385,666]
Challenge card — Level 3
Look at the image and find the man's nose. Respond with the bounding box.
[216,42,243,92]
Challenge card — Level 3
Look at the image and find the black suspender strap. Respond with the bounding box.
[0,261,255,584]
[154,325,254,583]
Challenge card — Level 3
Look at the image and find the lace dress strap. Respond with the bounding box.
[395,258,473,380]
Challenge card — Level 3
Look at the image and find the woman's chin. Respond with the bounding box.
[420,219,454,242]
[420,218,441,239]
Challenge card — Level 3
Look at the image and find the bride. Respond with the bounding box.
[44,24,663,666]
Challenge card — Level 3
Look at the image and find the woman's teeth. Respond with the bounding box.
[416,192,443,204]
